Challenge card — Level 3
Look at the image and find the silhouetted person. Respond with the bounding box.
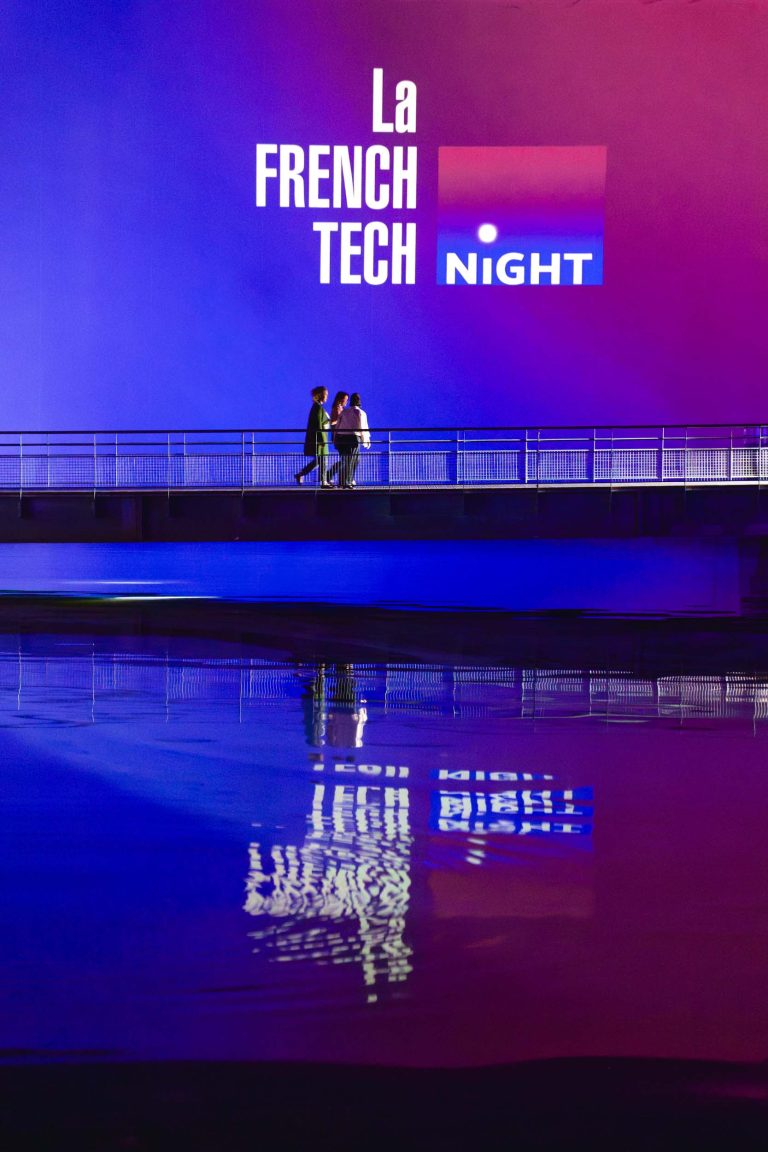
[334,392,371,489]
[327,390,349,486]
[295,386,331,487]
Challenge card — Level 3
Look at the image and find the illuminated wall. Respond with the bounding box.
[4,1,767,429]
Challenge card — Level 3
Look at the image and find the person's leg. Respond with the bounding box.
[338,438,354,487]
[347,444,361,486]
[295,456,318,483]
[318,453,329,486]
[327,437,342,482]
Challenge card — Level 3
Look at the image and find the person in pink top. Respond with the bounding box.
[333,392,370,489]
[326,390,349,486]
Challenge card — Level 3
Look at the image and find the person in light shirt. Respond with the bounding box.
[333,392,370,489]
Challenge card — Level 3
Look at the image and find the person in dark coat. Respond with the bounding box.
[295,386,332,487]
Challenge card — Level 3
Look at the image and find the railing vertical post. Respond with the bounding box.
[19,432,22,501]
[93,432,97,499]
[241,431,245,495]
[46,432,50,490]
[167,432,171,497]
[388,430,392,489]
[728,427,733,483]
[659,427,665,483]
[115,432,118,490]
[455,428,461,486]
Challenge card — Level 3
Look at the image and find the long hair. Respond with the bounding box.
[330,391,349,423]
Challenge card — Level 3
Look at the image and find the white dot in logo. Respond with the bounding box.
[477,223,498,244]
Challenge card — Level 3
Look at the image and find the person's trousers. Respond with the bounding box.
[296,455,327,483]
[336,436,360,486]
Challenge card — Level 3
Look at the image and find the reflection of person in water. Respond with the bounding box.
[300,663,326,747]
[326,663,367,748]
[300,663,367,749]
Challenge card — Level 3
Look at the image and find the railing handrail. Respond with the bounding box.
[0,422,766,437]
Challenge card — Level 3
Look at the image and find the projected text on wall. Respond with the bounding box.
[256,69,418,284]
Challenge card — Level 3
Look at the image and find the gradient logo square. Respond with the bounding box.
[437,146,606,286]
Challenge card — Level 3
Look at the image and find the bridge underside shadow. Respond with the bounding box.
[2,484,768,543]
[4,486,768,616]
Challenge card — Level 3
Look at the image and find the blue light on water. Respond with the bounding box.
[0,538,742,612]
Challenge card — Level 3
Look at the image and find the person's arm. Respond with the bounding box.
[359,408,370,448]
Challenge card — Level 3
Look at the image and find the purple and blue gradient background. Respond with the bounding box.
[2,0,767,429]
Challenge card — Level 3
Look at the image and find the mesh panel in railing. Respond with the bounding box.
[21,456,49,488]
[250,452,304,487]
[351,450,388,485]
[390,451,453,485]
[96,457,118,487]
[459,450,524,484]
[662,450,685,480]
[732,448,760,479]
[527,449,590,482]
[47,456,95,488]
[115,454,168,488]
[687,449,729,480]
[0,459,21,488]
[182,454,243,487]
[594,449,658,481]
[662,448,729,480]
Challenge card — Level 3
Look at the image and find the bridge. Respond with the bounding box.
[1,423,768,543]
[2,424,768,491]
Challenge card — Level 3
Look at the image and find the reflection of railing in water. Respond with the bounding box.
[2,424,768,490]
[2,650,768,724]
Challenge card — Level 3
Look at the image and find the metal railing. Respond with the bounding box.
[0,424,766,493]
[1,648,767,726]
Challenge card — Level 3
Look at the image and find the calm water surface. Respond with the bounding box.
[0,539,743,612]
[3,634,768,1067]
